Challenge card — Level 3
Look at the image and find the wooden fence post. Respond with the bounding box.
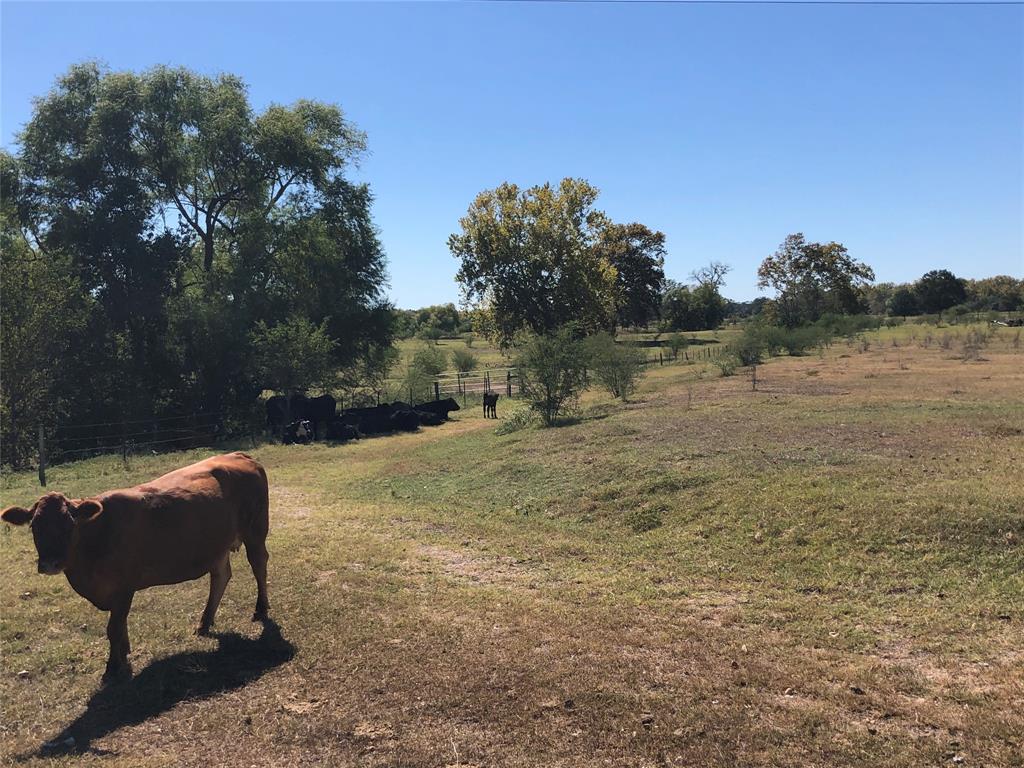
[506,371,513,397]
[37,425,46,487]
[434,381,440,400]
[752,364,757,391]
[659,352,663,366]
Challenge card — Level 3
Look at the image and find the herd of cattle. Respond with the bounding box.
[265,393,479,444]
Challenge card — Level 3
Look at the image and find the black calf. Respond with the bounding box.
[482,391,499,419]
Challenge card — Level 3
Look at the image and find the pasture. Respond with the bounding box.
[1,326,1021,767]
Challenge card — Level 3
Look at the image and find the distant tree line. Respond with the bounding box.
[865,271,1023,318]
[1,63,393,467]
[392,303,474,340]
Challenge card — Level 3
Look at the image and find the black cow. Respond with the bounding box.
[337,405,393,435]
[265,395,287,430]
[338,402,424,435]
[414,398,461,421]
[266,394,311,431]
[414,409,445,427]
[325,419,360,442]
[389,407,421,432]
[282,420,313,445]
[307,394,337,440]
[482,391,499,419]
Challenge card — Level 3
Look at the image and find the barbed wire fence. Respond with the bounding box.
[36,412,226,486]
[28,339,731,485]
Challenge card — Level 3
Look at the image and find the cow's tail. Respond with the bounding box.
[248,461,270,539]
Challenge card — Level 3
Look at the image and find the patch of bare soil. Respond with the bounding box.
[270,486,316,520]
[408,543,533,587]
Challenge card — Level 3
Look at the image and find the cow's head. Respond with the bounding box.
[443,398,461,412]
[1,492,102,574]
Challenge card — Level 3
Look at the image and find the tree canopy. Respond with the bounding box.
[449,178,667,346]
[757,234,875,327]
[595,222,667,329]
[1,63,392,465]
[914,269,966,314]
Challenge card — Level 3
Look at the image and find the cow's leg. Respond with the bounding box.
[197,554,232,636]
[245,537,270,621]
[103,591,134,683]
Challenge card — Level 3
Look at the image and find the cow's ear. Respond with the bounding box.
[1,506,33,526]
[69,499,103,522]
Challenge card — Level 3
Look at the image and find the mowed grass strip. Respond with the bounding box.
[1,330,1022,766]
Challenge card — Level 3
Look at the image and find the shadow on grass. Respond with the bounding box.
[30,618,294,759]
[553,403,619,426]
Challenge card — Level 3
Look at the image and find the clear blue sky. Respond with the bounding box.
[2,1,1022,306]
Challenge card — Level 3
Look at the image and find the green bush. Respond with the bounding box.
[666,332,689,359]
[815,313,880,339]
[494,406,536,435]
[777,325,827,355]
[402,344,449,401]
[713,355,738,376]
[515,327,589,426]
[731,328,766,366]
[584,333,646,400]
[451,348,479,374]
[410,344,448,376]
[416,326,443,341]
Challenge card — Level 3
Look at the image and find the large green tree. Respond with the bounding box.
[449,178,618,347]
[914,269,966,314]
[757,234,875,327]
[660,281,727,331]
[595,222,666,329]
[0,153,94,466]
[3,63,391,458]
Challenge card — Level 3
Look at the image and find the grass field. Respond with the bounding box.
[395,336,510,371]
[1,325,1022,766]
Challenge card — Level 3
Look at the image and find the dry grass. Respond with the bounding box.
[1,326,1022,766]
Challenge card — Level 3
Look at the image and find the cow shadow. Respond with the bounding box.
[32,618,294,758]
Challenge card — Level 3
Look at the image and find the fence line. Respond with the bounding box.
[53,411,222,432]
[29,340,733,483]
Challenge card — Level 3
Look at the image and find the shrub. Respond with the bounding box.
[402,344,448,401]
[462,333,475,348]
[713,355,738,376]
[779,325,828,355]
[410,344,448,376]
[731,328,766,366]
[451,348,479,374]
[495,406,535,435]
[515,327,589,426]
[416,326,443,341]
[666,332,689,359]
[584,333,646,401]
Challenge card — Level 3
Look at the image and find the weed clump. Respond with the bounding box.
[626,504,663,533]
[495,407,536,435]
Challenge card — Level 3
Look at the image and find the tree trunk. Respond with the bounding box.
[203,234,215,272]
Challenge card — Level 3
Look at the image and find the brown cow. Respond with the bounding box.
[1,452,270,682]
